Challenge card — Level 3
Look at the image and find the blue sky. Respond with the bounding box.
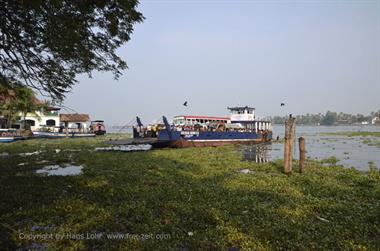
[63,0,379,124]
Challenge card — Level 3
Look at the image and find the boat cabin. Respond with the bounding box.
[90,120,106,135]
[228,106,255,121]
[173,115,229,126]
[228,106,271,132]
[172,106,271,133]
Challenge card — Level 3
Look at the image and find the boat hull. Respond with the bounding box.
[157,130,272,148]
[0,136,23,143]
[168,138,270,148]
[33,132,96,138]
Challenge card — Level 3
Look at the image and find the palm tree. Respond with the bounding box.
[0,84,19,128]
[13,87,45,130]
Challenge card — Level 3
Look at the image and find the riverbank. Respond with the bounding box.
[0,137,379,250]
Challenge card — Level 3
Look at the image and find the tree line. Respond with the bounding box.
[270,111,380,125]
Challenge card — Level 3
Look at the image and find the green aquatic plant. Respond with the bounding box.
[321,131,380,137]
[360,139,380,148]
[320,156,339,165]
[0,139,379,250]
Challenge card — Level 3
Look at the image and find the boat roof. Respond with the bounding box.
[91,120,104,123]
[227,106,255,111]
[174,115,229,120]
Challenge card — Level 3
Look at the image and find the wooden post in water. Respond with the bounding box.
[299,137,306,174]
[284,117,296,174]
[65,122,69,138]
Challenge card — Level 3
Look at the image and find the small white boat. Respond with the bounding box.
[0,136,21,143]
[33,131,96,138]
[0,129,24,143]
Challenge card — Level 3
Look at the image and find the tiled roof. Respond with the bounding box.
[60,114,90,122]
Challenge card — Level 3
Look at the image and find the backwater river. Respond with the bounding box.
[109,125,380,170]
[241,125,380,170]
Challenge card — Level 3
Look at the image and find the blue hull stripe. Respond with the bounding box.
[158,131,272,142]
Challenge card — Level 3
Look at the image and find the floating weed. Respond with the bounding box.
[320,131,380,137]
[320,156,339,165]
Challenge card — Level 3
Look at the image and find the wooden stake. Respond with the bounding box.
[284,117,296,174]
[299,137,306,174]
[65,122,69,138]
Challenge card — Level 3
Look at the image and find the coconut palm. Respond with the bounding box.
[0,84,19,128]
[13,87,45,130]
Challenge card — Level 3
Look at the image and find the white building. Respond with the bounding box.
[15,109,91,133]
[59,114,91,133]
[16,107,61,131]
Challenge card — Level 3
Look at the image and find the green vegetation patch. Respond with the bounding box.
[361,139,380,148]
[320,131,380,137]
[0,139,379,250]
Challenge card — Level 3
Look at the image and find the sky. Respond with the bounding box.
[63,0,379,125]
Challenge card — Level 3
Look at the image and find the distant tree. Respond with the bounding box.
[272,116,285,124]
[0,0,144,100]
[321,111,337,125]
[271,110,379,126]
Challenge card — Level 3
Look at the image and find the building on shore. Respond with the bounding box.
[59,114,91,133]
[15,107,61,131]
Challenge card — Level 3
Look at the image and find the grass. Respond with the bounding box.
[321,131,380,137]
[0,138,379,250]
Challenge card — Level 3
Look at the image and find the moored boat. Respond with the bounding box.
[33,131,96,138]
[133,106,272,148]
[0,129,24,143]
[90,120,106,135]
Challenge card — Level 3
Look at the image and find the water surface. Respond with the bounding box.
[241,125,380,170]
[36,165,83,176]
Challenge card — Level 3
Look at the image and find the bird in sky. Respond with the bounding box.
[281,103,285,106]
[183,101,188,107]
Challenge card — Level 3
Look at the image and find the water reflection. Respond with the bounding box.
[95,144,152,152]
[36,164,83,176]
[241,143,272,163]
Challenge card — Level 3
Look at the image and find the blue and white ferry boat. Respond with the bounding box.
[133,106,272,148]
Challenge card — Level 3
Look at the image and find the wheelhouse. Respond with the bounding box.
[228,106,271,132]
